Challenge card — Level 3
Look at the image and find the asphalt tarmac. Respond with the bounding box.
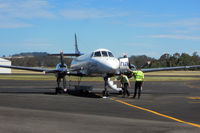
[0,79,200,133]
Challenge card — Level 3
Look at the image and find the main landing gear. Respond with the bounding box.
[102,76,110,97]
[55,76,67,94]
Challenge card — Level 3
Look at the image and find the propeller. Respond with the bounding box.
[141,61,151,68]
[55,50,68,94]
[60,50,65,68]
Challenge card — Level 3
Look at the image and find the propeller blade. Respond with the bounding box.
[60,50,65,67]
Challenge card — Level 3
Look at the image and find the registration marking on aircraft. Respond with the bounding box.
[110,98,200,128]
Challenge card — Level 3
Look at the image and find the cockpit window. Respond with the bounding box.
[108,52,114,57]
[101,51,108,57]
[94,51,101,57]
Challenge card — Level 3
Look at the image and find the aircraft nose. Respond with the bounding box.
[106,58,120,71]
[92,57,120,73]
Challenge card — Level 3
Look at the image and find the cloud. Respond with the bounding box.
[22,43,53,47]
[0,3,8,8]
[0,20,32,28]
[149,34,200,40]
[0,0,55,28]
[21,38,53,47]
[60,8,127,19]
[158,18,199,28]
[0,0,55,19]
[0,0,128,28]
[123,42,154,47]
[171,18,200,27]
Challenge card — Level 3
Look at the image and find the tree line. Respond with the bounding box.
[10,56,73,67]
[6,52,200,69]
[129,52,200,69]
[8,52,72,67]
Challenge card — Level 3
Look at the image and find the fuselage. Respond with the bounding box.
[70,49,120,76]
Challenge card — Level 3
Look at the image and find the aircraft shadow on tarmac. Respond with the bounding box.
[67,90,102,98]
[0,88,102,98]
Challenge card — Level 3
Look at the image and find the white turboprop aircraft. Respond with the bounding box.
[0,34,200,96]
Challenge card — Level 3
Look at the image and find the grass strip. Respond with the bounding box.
[0,75,199,81]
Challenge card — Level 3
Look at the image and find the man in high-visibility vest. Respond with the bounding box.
[130,67,144,99]
[115,73,131,98]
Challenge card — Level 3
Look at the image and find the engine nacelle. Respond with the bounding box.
[56,63,67,70]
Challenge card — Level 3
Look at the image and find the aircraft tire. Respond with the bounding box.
[55,87,59,94]
[105,91,109,97]
[102,90,105,96]
[55,87,63,94]
[118,90,122,95]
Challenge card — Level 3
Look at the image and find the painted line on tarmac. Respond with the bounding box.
[110,98,200,128]
[187,97,200,100]
[188,101,200,104]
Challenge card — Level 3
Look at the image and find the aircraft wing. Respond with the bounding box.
[0,64,85,76]
[0,65,60,73]
[141,65,200,73]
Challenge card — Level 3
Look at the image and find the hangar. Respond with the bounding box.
[0,58,11,74]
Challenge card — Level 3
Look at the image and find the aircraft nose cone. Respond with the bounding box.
[112,60,120,69]
[106,58,120,71]
[92,57,120,74]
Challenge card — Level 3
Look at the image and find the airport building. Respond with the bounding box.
[0,58,11,74]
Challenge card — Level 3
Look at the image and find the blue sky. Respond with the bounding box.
[0,0,200,58]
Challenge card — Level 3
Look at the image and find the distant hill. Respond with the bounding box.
[12,52,48,57]
[10,52,72,67]
[5,51,200,69]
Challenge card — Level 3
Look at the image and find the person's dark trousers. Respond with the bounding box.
[133,81,143,99]
[122,83,130,97]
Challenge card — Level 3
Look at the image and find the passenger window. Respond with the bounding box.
[94,51,101,57]
[108,52,114,57]
[101,51,108,57]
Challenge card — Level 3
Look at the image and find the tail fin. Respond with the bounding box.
[48,34,82,57]
[75,33,80,55]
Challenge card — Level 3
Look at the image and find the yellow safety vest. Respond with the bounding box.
[132,70,144,81]
[120,75,129,84]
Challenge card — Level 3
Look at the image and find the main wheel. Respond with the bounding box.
[55,87,59,94]
[105,91,109,97]
[102,90,105,96]
[118,90,122,95]
[55,87,63,94]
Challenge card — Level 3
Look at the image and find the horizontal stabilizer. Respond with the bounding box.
[48,53,82,57]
